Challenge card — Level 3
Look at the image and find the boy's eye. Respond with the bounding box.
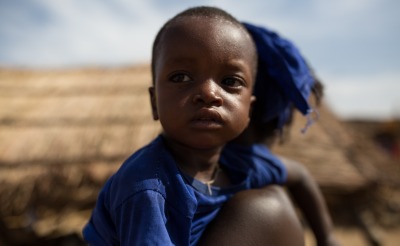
[169,73,192,83]
[221,77,244,88]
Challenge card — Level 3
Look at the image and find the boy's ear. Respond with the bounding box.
[249,95,256,117]
[148,86,159,120]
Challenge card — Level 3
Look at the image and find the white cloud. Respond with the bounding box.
[323,72,400,119]
[0,0,168,67]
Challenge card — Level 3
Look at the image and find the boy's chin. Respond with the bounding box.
[164,134,227,151]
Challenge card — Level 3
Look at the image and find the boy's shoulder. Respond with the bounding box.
[117,135,168,178]
[104,136,172,205]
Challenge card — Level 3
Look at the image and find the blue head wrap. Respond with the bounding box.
[243,22,316,132]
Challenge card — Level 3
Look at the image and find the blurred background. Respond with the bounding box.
[0,1,399,245]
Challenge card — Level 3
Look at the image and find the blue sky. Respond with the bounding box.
[1,0,399,120]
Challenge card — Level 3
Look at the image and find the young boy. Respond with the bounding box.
[83,6,262,245]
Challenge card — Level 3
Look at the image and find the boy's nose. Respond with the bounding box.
[193,80,223,106]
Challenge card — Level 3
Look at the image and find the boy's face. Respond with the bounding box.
[150,17,256,150]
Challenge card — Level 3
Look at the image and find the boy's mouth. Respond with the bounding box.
[191,109,223,128]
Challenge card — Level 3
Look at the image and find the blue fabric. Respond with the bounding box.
[181,168,248,245]
[188,187,234,245]
[83,136,195,246]
[243,22,315,128]
[83,135,287,245]
[222,143,287,186]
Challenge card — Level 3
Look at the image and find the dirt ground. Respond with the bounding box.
[305,227,400,246]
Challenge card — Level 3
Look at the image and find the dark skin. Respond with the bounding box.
[199,185,305,246]
[149,16,256,184]
[283,157,340,246]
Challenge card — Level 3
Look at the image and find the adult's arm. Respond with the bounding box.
[281,157,340,246]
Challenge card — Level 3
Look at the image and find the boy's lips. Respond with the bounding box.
[191,108,224,128]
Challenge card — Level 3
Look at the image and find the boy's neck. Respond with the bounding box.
[162,136,223,182]
[230,123,277,148]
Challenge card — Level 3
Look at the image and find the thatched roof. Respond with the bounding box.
[0,66,161,240]
[273,104,374,194]
[273,101,400,194]
[0,66,397,240]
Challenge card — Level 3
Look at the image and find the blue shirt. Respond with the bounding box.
[83,136,286,245]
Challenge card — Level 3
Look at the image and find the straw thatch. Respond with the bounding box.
[0,66,162,243]
[0,66,398,243]
[273,104,374,194]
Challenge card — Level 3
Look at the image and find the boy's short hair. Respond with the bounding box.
[150,6,257,84]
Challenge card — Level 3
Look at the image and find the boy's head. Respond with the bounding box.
[151,7,257,83]
[149,6,257,150]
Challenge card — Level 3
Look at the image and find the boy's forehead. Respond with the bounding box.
[161,16,255,58]
[167,16,241,37]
